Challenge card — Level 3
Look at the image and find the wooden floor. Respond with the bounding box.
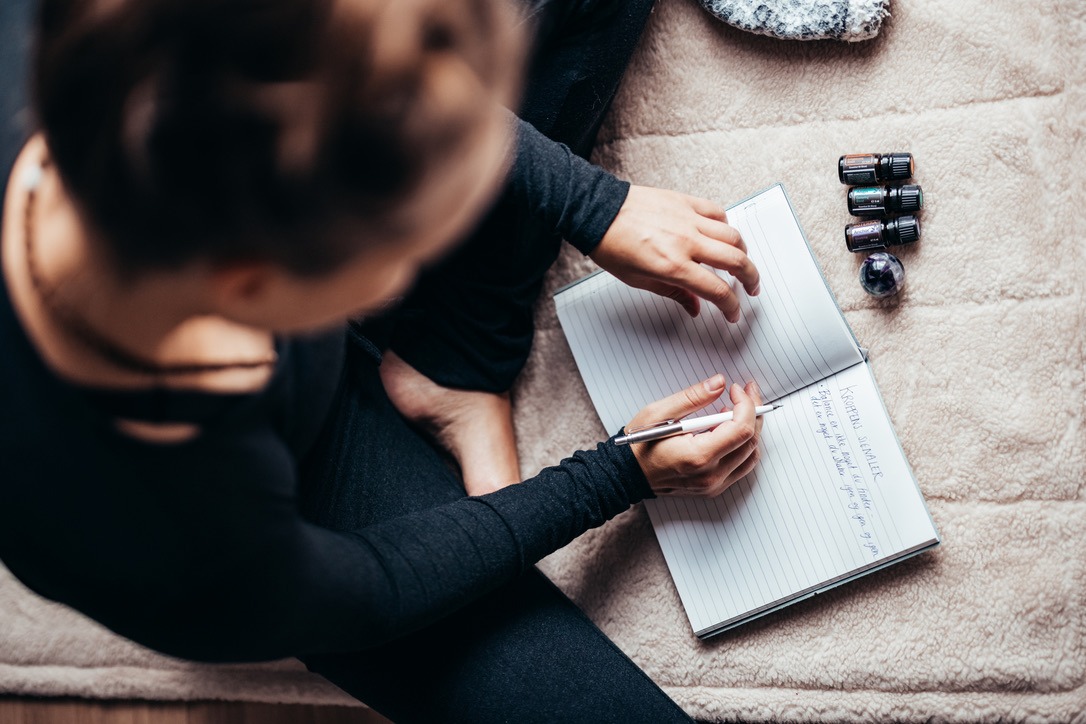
[0,697,393,724]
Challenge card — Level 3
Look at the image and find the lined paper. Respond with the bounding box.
[556,184,863,431]
[646,364,937,635]
[554,184,939,636]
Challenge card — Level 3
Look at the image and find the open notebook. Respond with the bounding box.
[554,184,940,638]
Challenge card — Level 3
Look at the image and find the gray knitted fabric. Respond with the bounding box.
[699,0,890,41]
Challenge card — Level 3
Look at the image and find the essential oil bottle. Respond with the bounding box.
[847,184,924,217]
[844,215,921,253]
[838,152,914,185]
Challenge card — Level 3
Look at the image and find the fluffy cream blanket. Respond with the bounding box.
[2,0,1083,721]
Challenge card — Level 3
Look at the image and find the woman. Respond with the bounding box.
[0,0,764,720]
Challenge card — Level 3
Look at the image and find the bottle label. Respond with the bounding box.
[850,187,885,212]
[846,221,885,252]
[841,155,878,185]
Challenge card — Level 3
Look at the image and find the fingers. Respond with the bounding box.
[635,373,727,425]
[687,196,758,298]
[665,287,701,318]
[695,217,747,255]
[746,380,763,405]
[717,440,761,490]
[692,238,760,297]
[692,383,757,461]
[639,279,702,317]
[690,196,728,223]
[746,380,764,438]
[675,263,744,323]
[591,185,761,324]
[703,383,763,493]
[636,380,767,498]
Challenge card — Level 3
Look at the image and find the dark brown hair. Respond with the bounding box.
[33,0,523,274]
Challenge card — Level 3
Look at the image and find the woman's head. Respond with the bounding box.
[33,0,522,291]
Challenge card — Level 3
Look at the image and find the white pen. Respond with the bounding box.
[615,404,782,446]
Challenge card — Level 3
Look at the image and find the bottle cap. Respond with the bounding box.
[893,215,921,244]
[888,153,913,180]
[898,184,923,212]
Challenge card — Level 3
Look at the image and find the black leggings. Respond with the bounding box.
[299,336,690,723]
[298,1,694,722]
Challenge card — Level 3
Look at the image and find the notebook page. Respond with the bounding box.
[555,184,862,433]
[645,363,939,636]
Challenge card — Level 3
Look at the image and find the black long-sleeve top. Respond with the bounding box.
[0,15,645,661]
[0,299,650,663]
[0,303,650,662]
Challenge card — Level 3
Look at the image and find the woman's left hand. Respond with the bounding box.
[590,185,761,323]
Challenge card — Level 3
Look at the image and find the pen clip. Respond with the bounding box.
[623,419,678,434]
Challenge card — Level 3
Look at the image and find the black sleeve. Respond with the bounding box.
[508,115,630,256]
[384,115,629,393]
[123,438,651,663]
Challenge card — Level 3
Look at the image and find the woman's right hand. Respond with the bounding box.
[626,374,764,497]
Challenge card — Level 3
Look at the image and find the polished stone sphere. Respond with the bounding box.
[859,252,905,298]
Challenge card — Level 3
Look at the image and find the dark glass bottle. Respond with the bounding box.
[838,153,914,185]
[844,215,921,253]
[847,184,924,217]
